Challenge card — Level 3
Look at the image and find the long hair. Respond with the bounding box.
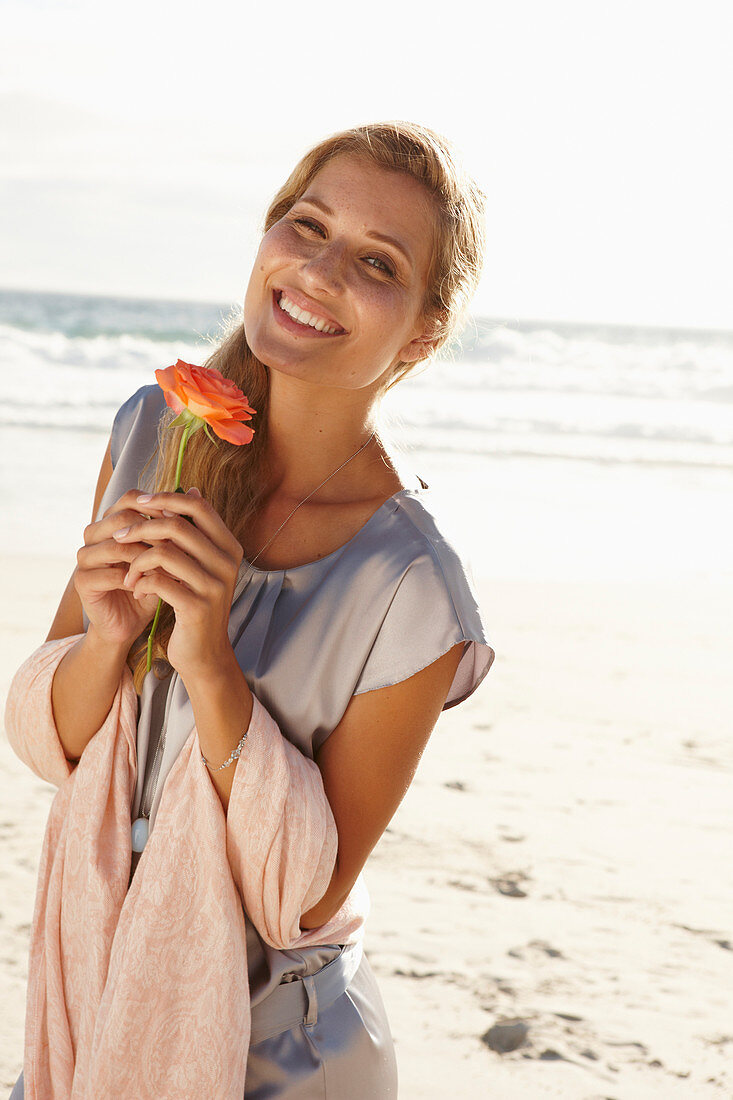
[128,120,486,692]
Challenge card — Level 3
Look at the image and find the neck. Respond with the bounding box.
[263,370,382,500]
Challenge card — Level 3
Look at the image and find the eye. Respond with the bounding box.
[293,216,324,236]
[364,255,396,278]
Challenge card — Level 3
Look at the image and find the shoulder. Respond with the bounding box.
[355,490,483,629]
[386,491,484,627]
[349,489,495,709]
[90,384,165,526]
[110,383,167,469]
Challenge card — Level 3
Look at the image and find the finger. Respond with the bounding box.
[124,543,225,599]
[130,570,201,615]
[74,564,132,594]
[132,490,243,564]
[112,513,233,583]
[77,538,151,571]
[103,488,160,522]
[85,507,156,547]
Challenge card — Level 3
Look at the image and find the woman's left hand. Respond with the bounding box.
[112,487,244,682]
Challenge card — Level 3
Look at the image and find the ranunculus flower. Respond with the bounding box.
[155,359,256,444]
[143,360,257,672]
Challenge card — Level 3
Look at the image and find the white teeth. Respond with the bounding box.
[278,294,340,334]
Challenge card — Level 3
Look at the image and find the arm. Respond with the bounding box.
[44,437,129,763]
[45,439,164,763]
[302,640,464,927]
[4,435,149,778]
[182,638,465,934]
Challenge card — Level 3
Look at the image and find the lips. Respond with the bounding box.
[274,288,347,334]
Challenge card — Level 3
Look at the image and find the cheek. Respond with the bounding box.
[351,272,402,311]
[248,228,287,282]
[261,222,308,266]
[243,234,282,316]
[357,284,416,341]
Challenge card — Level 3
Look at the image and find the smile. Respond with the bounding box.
[273,290,346,336]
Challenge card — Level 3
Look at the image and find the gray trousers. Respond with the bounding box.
[8,953,397,1098]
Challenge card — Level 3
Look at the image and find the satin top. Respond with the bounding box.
[83,383,495,1006]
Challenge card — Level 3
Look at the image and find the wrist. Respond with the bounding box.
[84,624,131,666]
[178,638,237,690]
[184,644,253,722]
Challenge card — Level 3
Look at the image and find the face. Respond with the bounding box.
[243,153,437,392]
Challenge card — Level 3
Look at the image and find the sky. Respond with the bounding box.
[1,0,731,331]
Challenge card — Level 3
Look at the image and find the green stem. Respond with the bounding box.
[145,420,195,673]
[174,419,193,490]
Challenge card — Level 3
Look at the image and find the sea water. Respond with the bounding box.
[1,288,731,582]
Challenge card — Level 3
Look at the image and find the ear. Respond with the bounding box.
[398,339,432,364]
[397,328,440,365]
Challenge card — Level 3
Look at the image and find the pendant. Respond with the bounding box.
[131,816,149,853]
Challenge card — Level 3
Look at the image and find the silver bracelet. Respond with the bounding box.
[201,729,248,772]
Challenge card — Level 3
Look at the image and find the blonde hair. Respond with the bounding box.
[128,120,486,692]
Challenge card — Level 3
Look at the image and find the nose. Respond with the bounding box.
[300,240,347,296]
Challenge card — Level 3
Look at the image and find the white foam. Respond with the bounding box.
[2,291,732,581]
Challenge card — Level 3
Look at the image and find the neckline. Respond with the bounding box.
[237,484,427,579]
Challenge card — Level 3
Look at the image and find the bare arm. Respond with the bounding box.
[300,641,465,927]
[45,440,157,762]
[181,637,464,929]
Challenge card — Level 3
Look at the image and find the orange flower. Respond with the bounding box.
[155,359,256,445]
[143,360,257,673]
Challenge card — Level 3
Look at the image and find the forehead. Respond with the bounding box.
[301,153,436,272]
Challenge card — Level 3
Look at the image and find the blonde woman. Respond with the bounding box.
[7,122,494,1098]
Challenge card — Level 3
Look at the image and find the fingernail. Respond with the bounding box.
[162,509,175,517]
[113,526,130,539]
[137,494,152,504]
[123,570,132,586]
[187,487,202,497]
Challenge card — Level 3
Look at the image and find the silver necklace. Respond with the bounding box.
[247,430,377,569]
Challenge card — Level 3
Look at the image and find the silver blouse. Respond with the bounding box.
[84,384,495,1006]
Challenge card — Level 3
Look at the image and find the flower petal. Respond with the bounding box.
[209,418,256,445]
[155,360,256,443]
[160,388,185,415]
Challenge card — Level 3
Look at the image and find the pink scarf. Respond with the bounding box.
[4,636,367,1099]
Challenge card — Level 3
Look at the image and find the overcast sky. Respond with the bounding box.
[1,0,731,330]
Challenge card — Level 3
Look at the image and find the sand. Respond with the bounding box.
[1,555,732,1098]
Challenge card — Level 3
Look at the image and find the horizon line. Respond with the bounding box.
[1,283,731,340]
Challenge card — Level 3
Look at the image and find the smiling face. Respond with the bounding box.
[243,154,438,392]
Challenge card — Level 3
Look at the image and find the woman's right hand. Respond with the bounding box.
[73,489,162,647]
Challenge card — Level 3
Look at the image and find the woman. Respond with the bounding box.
[7,121,494,1098]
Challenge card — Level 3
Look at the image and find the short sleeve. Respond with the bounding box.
[109,384,164,470]
[351,542,495,710]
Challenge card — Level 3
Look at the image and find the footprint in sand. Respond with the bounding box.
[490,870,531,897]
[507,939,564,960]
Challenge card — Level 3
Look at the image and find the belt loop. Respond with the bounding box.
[302,974,318,1029]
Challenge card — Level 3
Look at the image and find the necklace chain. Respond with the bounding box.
[246,430,377,570]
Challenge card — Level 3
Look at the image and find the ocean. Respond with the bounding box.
[2,287,732,583]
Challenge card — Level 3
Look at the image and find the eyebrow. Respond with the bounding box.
[296,195,413,266]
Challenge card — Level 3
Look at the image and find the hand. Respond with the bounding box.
[110,487,244,682]
[74,489,163,647]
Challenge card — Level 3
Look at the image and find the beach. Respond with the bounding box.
[1,290,732,1096]
[2,559,731,1097]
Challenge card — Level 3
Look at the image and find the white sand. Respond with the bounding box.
[1,556,732,1098]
